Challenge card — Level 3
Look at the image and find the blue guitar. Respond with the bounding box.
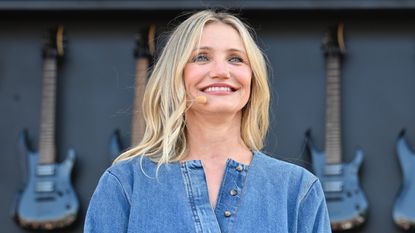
[306,23,368,231]
[110,25,155,160]
[14,26,79,230]
[393,130,415,230]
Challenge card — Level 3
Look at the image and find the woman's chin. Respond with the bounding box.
[196,106,244,115]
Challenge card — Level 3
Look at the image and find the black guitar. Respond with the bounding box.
[393,130,415,230]
[305,23,368,231]
[14,26,79,230]
[110,25,155,160]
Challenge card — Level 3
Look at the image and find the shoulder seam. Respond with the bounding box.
[107,170,132,206]
[299,178,319,204]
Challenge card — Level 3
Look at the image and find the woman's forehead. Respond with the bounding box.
[192,22,245,52]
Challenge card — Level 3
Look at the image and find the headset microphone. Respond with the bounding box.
[186,96,207,106]
[195,96,207,104]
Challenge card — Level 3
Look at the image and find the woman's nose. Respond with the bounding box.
[209,61,230,79]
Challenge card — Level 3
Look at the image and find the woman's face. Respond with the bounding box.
[183,22,252,115]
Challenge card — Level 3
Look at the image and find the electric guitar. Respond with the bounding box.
[305,23,368,231]
[110,25,156,160]
[393,130,415,230]
[14,26,79,230]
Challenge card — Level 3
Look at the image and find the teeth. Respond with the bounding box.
[205,87,232,92]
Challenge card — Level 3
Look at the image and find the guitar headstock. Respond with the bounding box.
[322,22,346,57]
[134,24,156,60]
[43,25,66,59]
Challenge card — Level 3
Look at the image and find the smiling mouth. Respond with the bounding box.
[201,84,238,93]
[203,86,236,93]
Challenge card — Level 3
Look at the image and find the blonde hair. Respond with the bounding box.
[115,10,270,165]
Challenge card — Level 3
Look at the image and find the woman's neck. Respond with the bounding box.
[184,111,252,165]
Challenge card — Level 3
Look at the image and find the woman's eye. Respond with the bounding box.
[192,54,209,62]
[229,56,244,63]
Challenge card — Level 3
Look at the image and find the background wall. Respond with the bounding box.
[1,2,415,233]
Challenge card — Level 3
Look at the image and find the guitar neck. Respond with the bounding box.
[39,57,57,164]
[324,55,342,164]
[130,57,149,146]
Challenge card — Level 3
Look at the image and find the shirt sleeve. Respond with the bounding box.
[297,179,332,233]
[84,170,131,233]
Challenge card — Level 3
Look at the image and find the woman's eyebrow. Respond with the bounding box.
[192,47,246,54]
[228,48,246,54]
[192,46,211,51]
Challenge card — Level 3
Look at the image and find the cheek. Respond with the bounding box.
[183,64,205,89]
[237,71,252,105]
[183,68,197,94]
[237,69,252,91]
[183,66,191,89]
[243,70,253,100]
[245,79,252,101]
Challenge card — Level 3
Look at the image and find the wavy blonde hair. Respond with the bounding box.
[115,10,270,165]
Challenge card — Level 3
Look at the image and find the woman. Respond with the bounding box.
[84,10,331,233]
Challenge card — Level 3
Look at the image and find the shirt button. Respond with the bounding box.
[230,189,238,196]
[224,211,232,217]
[236,165,243,172]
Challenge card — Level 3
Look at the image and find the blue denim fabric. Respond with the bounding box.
[84,151,331,233]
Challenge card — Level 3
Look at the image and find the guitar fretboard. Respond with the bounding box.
[39,58,57,164]
[325,55,342,164]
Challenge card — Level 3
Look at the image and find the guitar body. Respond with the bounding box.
[17,130,79,230]
[307,134,368,230]
[307,23,368,230]
[393,133,415,230]
[12,26,79,230]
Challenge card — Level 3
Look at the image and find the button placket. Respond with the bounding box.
[214,159,249,232]
[181,160,222,233]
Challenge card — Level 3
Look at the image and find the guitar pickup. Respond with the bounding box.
[36,181,55,193]
[324,181,343,192]
[324,164,343,176]
[36,165,55,176]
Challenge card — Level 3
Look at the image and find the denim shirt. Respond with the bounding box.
[84,151,331,233]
